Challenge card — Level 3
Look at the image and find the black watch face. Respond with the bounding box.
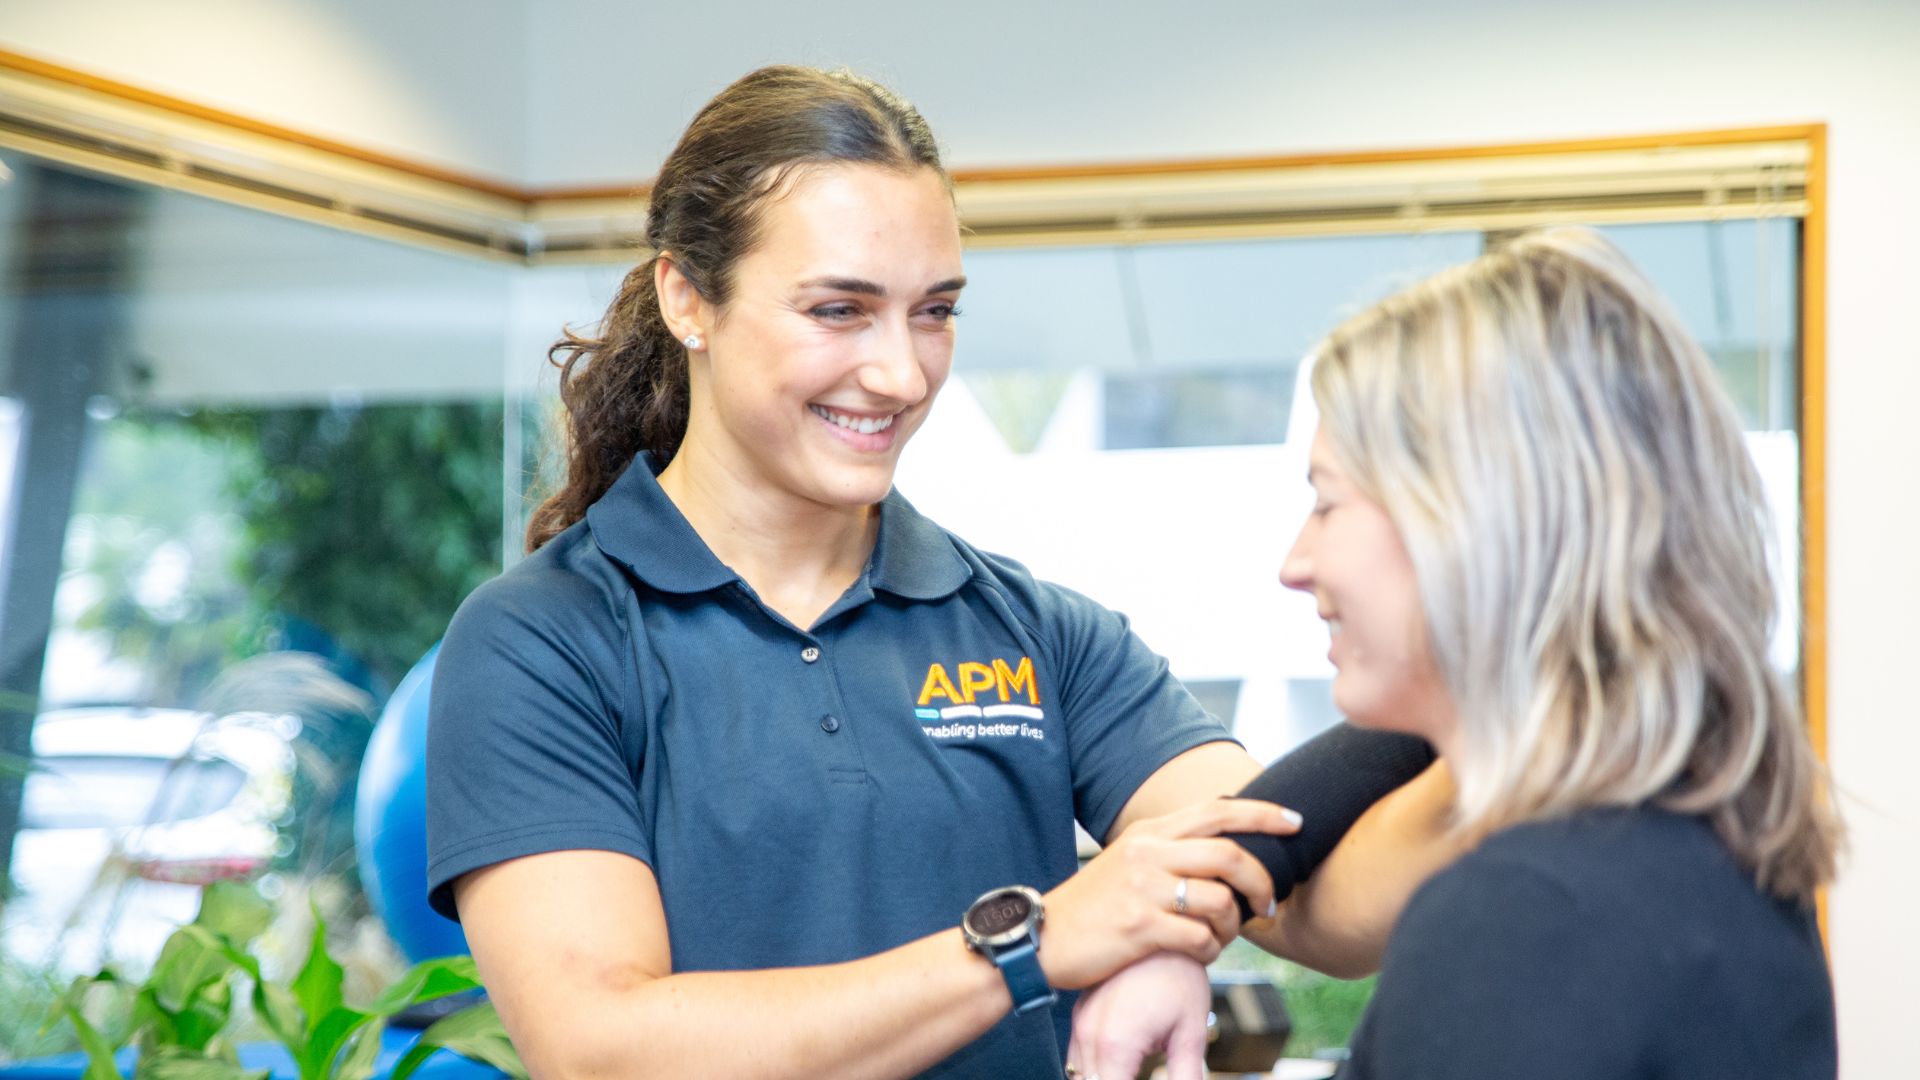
[972,890,1034,936]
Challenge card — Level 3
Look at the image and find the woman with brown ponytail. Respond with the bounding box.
[424,67,1455,1079]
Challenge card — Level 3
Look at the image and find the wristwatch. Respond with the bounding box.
[961,885,1057,1015]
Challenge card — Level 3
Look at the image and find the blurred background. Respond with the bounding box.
[0,1,1912,1074]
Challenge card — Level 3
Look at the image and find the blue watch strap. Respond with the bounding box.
[990,940,1057,1015]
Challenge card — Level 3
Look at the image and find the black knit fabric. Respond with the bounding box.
[1226,724,1435,920]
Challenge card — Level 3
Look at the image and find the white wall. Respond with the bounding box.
[3,1,1917,1072]
[0,0,529,179]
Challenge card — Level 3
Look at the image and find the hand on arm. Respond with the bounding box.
[457,850,1012,1080]
[1067,952,1212,1080]
[1061,734,1461,1078]
[455,794,1301,1080]
[1247,758,1466,976]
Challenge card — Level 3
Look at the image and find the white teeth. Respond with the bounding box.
[811,405,895,435]
[1327,619,1343,635]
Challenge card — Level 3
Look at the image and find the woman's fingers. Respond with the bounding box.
[1154,908,1225,965]
[1079,1025,1149,1080]
[1041,815,1282,987]
[1164,1005,1211,1080]
[1150,796,1303,840]
[1173,876,1242,946]
[1152,837,1279,918]
[1067,952,1213,1080]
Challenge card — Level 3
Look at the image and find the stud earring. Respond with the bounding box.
[683,334,702,350]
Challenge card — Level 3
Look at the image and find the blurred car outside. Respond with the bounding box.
[2,705,298,976]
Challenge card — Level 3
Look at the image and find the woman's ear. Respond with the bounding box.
[655,253,708,345]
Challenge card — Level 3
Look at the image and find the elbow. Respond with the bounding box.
[1244,905,1386,980]
[1309,943,1383,981]
[498,988,665,1080]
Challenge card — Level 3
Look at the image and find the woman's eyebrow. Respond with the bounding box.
[795,275,968,297]
[798,275,886,296]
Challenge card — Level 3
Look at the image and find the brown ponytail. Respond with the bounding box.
[524,66,947,551]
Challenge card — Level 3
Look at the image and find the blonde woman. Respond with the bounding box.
[1069,228,1841,1079]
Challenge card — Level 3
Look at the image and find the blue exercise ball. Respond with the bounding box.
[356,642,469,962]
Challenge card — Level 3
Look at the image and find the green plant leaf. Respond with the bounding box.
[386,1002,526,1080]
[52,996,126,1080]
[298,1007,371,1080]
[149,926,242,1016]
[132,1046,268,1080]
[167,979,232,1053]
[39,971,120,1040]
[247,981,305,1060]
[289,908,345,1039]
[132,989,182,1050]
[332,1018,386,1080]
[192,882,274,947]
[364,956,481,1017]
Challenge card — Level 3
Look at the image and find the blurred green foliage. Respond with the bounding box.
[182,402,505,692]
[67,401,504,701]
[1214,938,1376,1059]
[43,880,522,1080]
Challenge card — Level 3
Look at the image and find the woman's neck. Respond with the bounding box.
[655,447,880,629]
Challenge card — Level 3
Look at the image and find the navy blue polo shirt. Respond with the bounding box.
[425,454,1232,1077]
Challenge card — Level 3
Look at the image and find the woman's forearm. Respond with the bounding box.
[528,928,1012,1080]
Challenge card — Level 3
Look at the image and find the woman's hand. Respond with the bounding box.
[1040,797,1297,990]
[1068,952,1213,1080]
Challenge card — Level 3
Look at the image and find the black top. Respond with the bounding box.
[1341,806,1836,1079]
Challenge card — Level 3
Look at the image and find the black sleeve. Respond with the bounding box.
[1226,724,1434,919]
[1341,858,1644,1079]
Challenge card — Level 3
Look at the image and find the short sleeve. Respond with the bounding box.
[424,566,650,922]
[1342,857,1648,1080]
[1035,584,1234,842]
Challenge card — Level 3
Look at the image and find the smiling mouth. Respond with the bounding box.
[809,404,897,435]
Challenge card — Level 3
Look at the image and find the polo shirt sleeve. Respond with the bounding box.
[1028,580,1235,842]
[1344,856,1646,1079]
[424,565,650,922]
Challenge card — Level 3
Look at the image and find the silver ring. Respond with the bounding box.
[1173,876,1190,915]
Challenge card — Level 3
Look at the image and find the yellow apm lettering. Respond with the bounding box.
[957,662,997,704]
[918,663,960,706]
[919,657,1041,706]
[993,656,1039,705]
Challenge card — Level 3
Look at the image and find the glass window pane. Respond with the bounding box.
[21,756,245,830]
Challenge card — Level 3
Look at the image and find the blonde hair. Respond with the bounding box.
[1310,227,1840,901]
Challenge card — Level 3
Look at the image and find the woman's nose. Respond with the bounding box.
[1279,523,1314,594]
[859,319,928,404]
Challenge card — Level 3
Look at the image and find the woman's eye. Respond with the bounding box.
[810,303,859,321]
[923,303,962,321]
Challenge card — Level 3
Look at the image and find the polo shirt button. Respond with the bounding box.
[801,646,822,663]
[820,714,841,733]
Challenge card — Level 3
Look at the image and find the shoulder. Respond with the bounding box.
[436,520,633,703]
[1356,808,1834,1078]
[449,521,625,643]
[1390,806,1829,996]
[1351,813,1679,1078]
[1403,808,1717,934]
[946,534,1123,635]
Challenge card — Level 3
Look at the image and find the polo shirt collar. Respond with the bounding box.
[587,453,738,594]
[870,490,971,600]
[587,453,972,600]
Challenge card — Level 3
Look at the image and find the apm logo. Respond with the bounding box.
[915,657,1046,742]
